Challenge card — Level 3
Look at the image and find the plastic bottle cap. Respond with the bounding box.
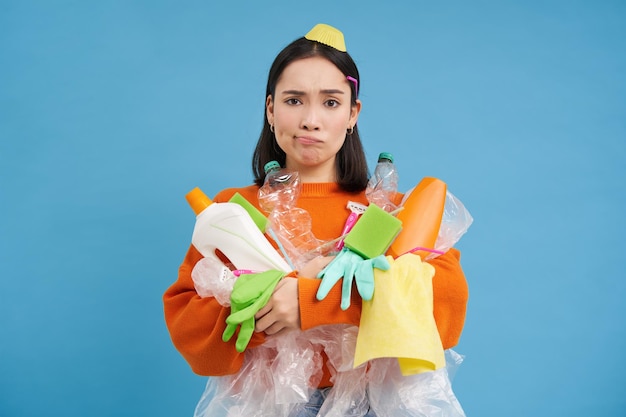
[378,152,394,163]
[264,160,281,173]
[186,187,213,215]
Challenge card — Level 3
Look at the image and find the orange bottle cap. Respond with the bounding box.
[186,187,213,215]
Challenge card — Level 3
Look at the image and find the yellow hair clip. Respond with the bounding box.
[304,23,347,52]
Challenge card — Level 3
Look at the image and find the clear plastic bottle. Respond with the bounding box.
[258,161,301,213]
[257,161,323,270]
[365,152,399,212]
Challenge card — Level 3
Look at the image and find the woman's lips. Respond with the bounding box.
[295,136,322,145]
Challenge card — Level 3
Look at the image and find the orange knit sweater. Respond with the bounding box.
[163,182,469,388]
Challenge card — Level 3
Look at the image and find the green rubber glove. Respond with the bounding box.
[316,248,390,310]
[222,269,285,352]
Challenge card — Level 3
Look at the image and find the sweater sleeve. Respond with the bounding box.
[427,248,469,349]
[163,244,266,376]
[298,248,468,349]
[298,276,362,330]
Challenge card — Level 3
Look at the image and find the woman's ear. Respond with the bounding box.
[266,95,274,124]
[349,99,362,127]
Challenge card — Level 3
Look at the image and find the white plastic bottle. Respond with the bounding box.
[186,187,291,273]
[365,152,399,212]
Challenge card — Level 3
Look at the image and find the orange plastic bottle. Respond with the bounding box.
[386,177,447,259]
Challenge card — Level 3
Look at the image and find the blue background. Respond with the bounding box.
[1,1,625,416]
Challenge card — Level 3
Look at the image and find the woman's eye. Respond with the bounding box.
[286,98,301,105]
[325,99,339,108]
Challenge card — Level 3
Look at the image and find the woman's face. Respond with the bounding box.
[266,56,361,182]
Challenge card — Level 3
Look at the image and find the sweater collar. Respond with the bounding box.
[300,183,344,197]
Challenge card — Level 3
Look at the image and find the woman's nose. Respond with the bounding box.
[300,106,321,130]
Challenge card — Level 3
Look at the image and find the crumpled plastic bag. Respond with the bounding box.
[431,191,473,257]
[194,328,327,417]
[367,351,466,417]
[193,324,466,417]
[191,257,236,306]
[397,188,473,260]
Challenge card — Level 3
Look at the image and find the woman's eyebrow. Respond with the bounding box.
[321,89,345,95]
[280,89,345,95]
[280,89,306,96]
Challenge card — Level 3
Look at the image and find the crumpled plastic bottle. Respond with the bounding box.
[258,161,300,213]
[366,152,399,212]
[258,161,325,271]
[365,152,399,212]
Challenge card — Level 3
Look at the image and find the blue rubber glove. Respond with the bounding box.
[354,254,391,301]
[222,269,284,352]
[316,248,390,310]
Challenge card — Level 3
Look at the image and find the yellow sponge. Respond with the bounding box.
[343,204,402,259]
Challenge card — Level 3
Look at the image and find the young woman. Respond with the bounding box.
[164,23,469,417]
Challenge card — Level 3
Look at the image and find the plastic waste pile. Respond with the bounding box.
[193,325,466,417]
[186,154,473,417]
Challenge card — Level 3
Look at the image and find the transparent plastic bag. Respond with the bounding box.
[194,327,335,417]
[191,257,236,306]
[268,331,323,405]
[367,350,466,417]
[432,191,473,256]
[396,187,473,260]
[193,324,466,417]
[194,340,302,417]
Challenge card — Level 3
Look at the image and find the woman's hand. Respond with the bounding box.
[254,255,335,336]
[254,278,300,335]
[298,255,335,278]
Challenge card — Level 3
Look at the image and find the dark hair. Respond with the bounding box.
[252,37,369,192]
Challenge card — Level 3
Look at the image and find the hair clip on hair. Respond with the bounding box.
[347,76,359,96]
